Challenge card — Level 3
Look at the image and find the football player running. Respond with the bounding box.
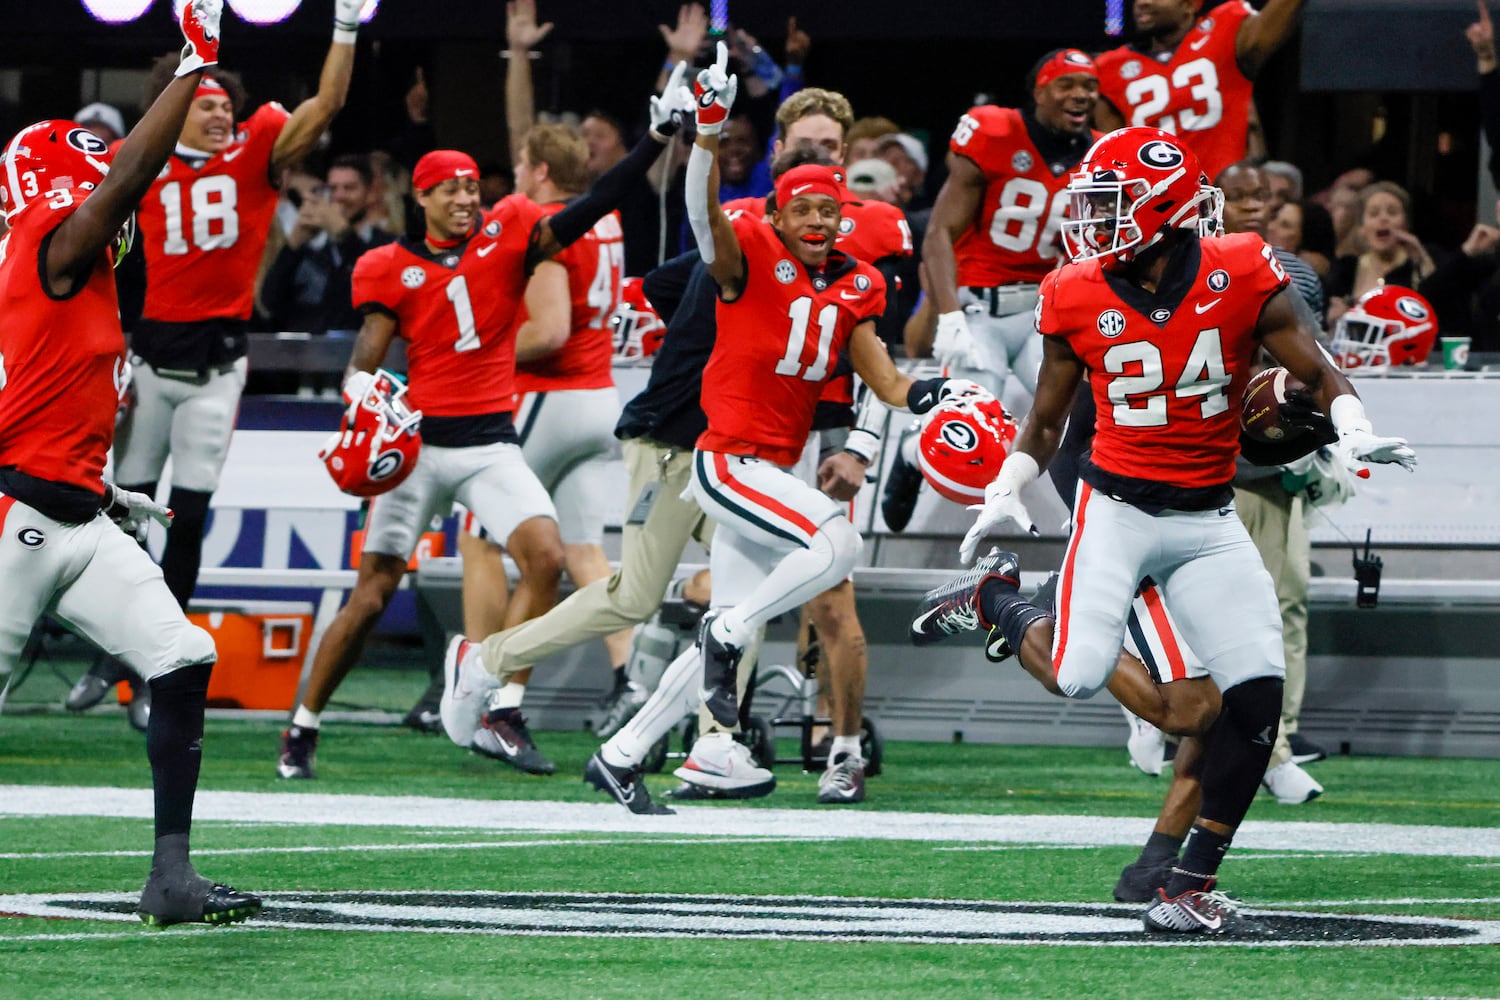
[278,69,697,781]
[71,0,371,713]
[0,0,259,927]
[911,127,1414,935]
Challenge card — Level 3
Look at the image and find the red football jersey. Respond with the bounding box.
[822,197,913,407]
[948,105,1098,287]
[1095,1,1256,181]
[130,102,291,322]
[351,193,546,419]
[0,199,127,493]
[514,205,622,394]
[699,215,887,466]
[1036,232,1289,488]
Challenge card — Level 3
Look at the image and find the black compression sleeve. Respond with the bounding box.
[548,132,667,250]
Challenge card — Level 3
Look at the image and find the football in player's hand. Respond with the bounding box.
[1240,366,1308,443]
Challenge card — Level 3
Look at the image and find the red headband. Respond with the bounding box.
[774,164,844,212]
[412,150,479,192]
[1035,49,1098,89]
[194,76,227,102]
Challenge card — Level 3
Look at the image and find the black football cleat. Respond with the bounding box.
[277,725,318,779]
[472,707,556,775]
[1143,887,1264,936]
[909,548,1019,646]
[1113,857,1176,903]
[138,868,262,928]
[880,424,923,532]
[584,750,674,815]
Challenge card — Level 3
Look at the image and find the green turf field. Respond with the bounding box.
[2,657,1498,999]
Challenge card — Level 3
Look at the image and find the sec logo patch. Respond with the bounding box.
[1011,150,1034,173]
[484,220,502,237]
[775,260,798,284]
[1097,309,1126,338]
[401,267,426,289]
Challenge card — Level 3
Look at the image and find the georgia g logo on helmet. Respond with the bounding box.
[939,418,978,452]
[1138,140,1185,170]
[1396,296,1430,322]
[370,449,407,481]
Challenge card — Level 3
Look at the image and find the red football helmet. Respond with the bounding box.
[1061,127,1222,269]
[611,277,666,363]
[917,395,1019,504]
[0,120,113,223]
[319,370,423,497]
[1331,285,1438,370]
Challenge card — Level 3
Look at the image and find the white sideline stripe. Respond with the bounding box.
[2,785,1499,858]
[0,836,824,861]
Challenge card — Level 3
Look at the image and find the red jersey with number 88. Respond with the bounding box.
[130,102,290,322]
[1036,233,1288,488]
[351,193,545,418]
[1094,1,1256,181]
[698,215,886,466]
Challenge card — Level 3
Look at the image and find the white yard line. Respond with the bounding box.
[3,784,1499,858]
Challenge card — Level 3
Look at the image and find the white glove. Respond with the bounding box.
[1328,394,1417,479]
[104,484,173,543]
[959,453,1040,565]
[175,0,223,78]
[937,378,992,404]
[693,42,739,135]
[649,61,694,141]
[334,0,365,41]
[343,370,375,405]
[933,310,982,372]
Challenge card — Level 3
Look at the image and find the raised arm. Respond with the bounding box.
[270,0,365,174]
[45,0,221,294]
[684,43,745,295]
[504,0,553,165]
[1235,0,1305,79]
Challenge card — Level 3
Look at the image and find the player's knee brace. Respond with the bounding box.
[1197,675,1282,824]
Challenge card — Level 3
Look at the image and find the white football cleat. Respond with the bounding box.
[439,635,496,748]
[671,732,775,798]
[1262,760,1323,805]
[1123,705,1166,777]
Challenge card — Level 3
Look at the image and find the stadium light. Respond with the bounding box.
[82,0,381,26]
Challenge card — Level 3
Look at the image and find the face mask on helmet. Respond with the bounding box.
[916,395,1018,504]
[1059,127,1221,269]
[611,277,666,364]
[1,120,113,223]
[319,370,424,497]
[1330,285,1437,370]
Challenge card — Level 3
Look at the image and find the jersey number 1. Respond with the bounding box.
[775,296,837,382]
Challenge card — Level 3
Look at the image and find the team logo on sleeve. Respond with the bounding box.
[838,217,855,236]
[1011,150,1034,173]
[775,259,798,284]
[401,267,427,289]
[1138,141,1184,170]
[855,274,871,292]
[1097,309,1126,338]
[483,220,502,237]
[1395,296,1430,321]
[1207,269,1230,293]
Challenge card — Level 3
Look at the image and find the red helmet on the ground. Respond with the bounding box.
[1331,285,1438,370]
[1,120,113,222]
[611,277,666,363]
[917,395,1018,504]
[1061,126,1222,269]
[319,370,423,497]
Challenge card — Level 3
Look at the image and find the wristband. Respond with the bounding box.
[333,27,358,44]
[906,377,947,414]
[843,428,881,465]
[1329,394,1371,436]
[994,451,1040,494]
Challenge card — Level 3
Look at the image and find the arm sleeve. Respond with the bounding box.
[548,131,667,250]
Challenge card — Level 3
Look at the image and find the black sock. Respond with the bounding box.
[610,666,629,692]
[978,580,1053,657]
[147,663,211,842]
[160,487,213,610]
[1139,830,1184,866]
[1167,824,1232,896]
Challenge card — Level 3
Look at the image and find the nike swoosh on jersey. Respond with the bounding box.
[1194,298,1221,314]
[839,290,860,299]
[222,148,244,162]
[476,243,497,257]
[1190,35,1209,51]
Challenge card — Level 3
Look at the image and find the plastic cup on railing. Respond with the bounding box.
[1440,336,1471,371]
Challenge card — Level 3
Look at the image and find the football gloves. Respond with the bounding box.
[104,483,173,543]
[959,453,1041,565]
[342,369,376,406]
[933,311,983,372]
[693,41,739,135]
[649,61,694,141]
[334,0,365,41]
[176,0,223,78]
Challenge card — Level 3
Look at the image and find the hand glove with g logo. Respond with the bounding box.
[693,41,739,135]
[176,0,223,78]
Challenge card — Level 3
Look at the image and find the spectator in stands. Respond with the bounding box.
[260,154,396,334]
[1421,206,1500,351]
[1327,181,1439,322]
[74,101,127,144]
[1261,159,1303,213]
[1219,163,1326,328]
[876,133,928,209]
[1319,167,1375,259]
[1268,198,1337,281]
[846,157,903,204]
[1469,0,1500,189]
[846,115,901,163]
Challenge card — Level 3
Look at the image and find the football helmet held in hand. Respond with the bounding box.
[1330,285,1437,370]
[319,369,423,497]
[1061,127,1222,269]
[918,395,1018,504]
[611,277,666,363]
